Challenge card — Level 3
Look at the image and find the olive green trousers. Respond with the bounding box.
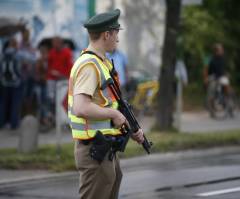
[74,141,122,199]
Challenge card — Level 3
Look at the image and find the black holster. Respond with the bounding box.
[89,131,126,163]
[90,131,111,163]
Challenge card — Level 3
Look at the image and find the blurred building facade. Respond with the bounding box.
[96,0,202,79]
[0,0,166,78]
[96,0,166,79]
[0,0,202,78]
[0,0,93,50]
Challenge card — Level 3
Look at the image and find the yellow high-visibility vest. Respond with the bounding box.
[68,52,121,140]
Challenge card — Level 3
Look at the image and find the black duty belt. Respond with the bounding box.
[78,135,120,146]
[78,139,92,145]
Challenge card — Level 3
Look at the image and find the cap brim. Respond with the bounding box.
[109,23,123,30]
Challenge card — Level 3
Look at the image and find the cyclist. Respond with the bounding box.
[205,43,231,117]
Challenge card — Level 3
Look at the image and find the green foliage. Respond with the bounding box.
[181,1,240,87]
[183,83,205,111]
[181,6,228,82]
[182,7,225,55]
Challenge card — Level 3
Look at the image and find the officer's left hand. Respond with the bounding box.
[131,129,144,144]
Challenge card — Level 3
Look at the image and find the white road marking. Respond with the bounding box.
[196,186,240,197]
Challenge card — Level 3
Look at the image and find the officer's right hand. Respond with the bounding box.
[110,109,128,128]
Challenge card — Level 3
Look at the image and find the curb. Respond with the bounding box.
[121,146,240,169]
[0,172,76,190]
[0,146,240,189]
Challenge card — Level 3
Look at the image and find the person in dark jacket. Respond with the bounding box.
[0,38,24,129]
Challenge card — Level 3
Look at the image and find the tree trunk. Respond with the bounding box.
[155,0,182,130]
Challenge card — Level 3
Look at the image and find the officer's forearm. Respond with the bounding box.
[77,102,116,120]
[73,94,117,120]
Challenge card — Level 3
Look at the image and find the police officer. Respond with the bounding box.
[68,9,144,199]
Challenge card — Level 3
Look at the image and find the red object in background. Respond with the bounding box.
[47,47,72,80]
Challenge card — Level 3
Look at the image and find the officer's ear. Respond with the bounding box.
[103,30,114,41]
[103,31,110,41]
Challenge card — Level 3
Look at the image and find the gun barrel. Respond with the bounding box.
[142,135,152,154]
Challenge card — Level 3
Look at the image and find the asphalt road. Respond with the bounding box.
[1,149,240,199]
[127,180,240,199]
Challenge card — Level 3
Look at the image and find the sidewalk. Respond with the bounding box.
[181,111,240,133]
[0,115,154,150]
[140,111,240,133]
[0,127,72,149]
[1,111,240,149]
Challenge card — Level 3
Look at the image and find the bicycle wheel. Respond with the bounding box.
[225,91,238,118]
[207,92,228,120]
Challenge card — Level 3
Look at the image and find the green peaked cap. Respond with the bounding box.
[84,9,121,32]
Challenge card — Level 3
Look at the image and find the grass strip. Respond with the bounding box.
[0,130,240,171]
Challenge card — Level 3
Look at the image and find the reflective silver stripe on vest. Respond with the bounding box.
[102,88,113,106]
[70,120,111,130]
[68,105,74,114]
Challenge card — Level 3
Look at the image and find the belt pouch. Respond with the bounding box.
[89,131,111,163]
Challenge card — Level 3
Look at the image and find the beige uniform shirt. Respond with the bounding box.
[73,63,105,105]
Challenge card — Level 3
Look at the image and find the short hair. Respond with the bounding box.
[88,30,115,41]
[88,31,102,41]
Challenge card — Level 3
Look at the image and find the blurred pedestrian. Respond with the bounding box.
[18,28,37,114]
[0,38,24,130]
[35,46,50,131]
[175,59,188,86]
[107,49,129,91]
[46,36,73,124]
[205,43,231,117]
[207,43,229,86]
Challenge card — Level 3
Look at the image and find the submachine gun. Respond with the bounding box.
[108,60,153,154]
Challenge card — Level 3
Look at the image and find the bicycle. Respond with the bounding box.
[206,77,237,119]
